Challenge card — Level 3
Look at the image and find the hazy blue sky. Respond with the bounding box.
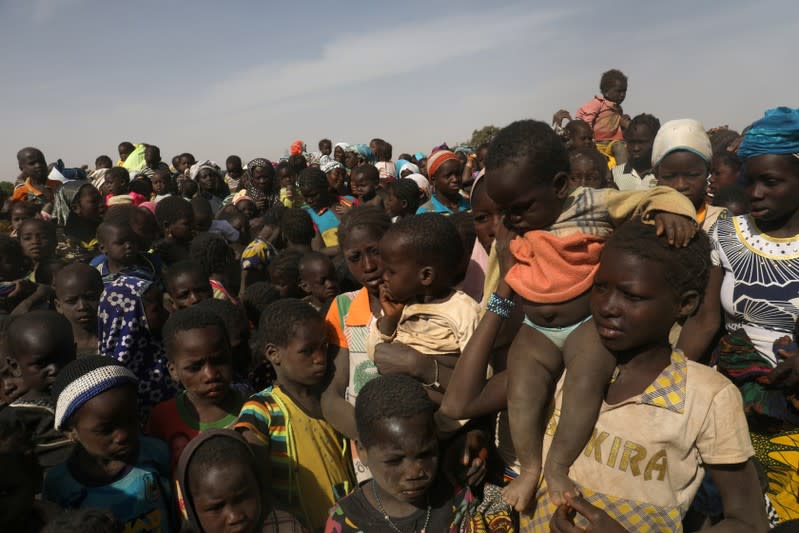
[2,0,797,178]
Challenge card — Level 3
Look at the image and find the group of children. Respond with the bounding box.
[0,68,783,533]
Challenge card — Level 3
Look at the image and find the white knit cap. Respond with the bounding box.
[651,119,712,168]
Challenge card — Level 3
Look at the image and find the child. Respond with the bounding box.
[567,147,610,192]
[189,232,238,303]
[713,183,750,215]
[371,138,395,181]
[246,158,278,212]
[54,181,104,263]
[612,113,661,191]
[0,419,60,532]
[95,217,158,282]
[0,235,48,318]
[105,166,131,205]
[150,168,173,202]
[163,260,213,312]
[233,190,259,220]
[236,299,354,531]
[576,69,629,143]
[11,147,61,212]
[298,251,339,313]
[281,207,316,253]
[8,200,38,236]
[153,195,195,265]
[351,164,382,208]
[117,141,135,165]
[0,310,76,468]
[197,297,253,382]
[44,356,175,532]
[319,138,333,156]
[277,162,297,208]
[242,281,280,327]
[268,249,304,299]
[523,220,766,532]
[299,167,354,248]
[322,159,348,196]
[483,119,697,511]
[240,214,282,289]
[708,145,742,199]
[176,429,305,533]
[652,118,725,232]
[416,150,470,214]
[54,263,103,358]
[326,374,512,532]
[224,155,245,192]
[383,178,421,220]
[18,217,59,283]
[146,307,245,473]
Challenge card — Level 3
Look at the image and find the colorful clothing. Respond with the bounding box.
[235,385,354,530]
[98,275,177,416]
[304,196,354,247]
[145,389,242,474]
[11,177,62,207]
[210,278,238,304]
[521,351,753,532]
[576,96,624,141]
[91,252,160,283]
[416,193,470,215]
[43,436,174,533]
[241,237,279,272]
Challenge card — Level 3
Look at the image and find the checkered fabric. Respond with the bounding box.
[639,350,687,413]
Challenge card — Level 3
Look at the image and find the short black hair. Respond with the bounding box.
[0,235,25,277]
[189,232,233,277]
[196,298,246,344]
[385,179,421,213]
[712,148,742,176]
[318,138,332,150]
[275,161,296,178]
[95,155,113,168]
[41,509,122,533]
[599,68,628,93]
[226,155,242,167]
[8,310,75,362]
[268,249,303,291]
[280,208,315,246]
[129,177,153,197]
[337,206,392,249]
[485,119,570,183]
[255,298,321,352]
[712,184,750,211]
[355,374,436,448]
[371,139,392,161]
[18,217,56,241]
[180,153,196,164]
[569,147,610,179]
[242,281,280,325]
[351,164,379,184]
[118,141,135,151]
[297,167,328,191]
[627,113,661,138]
[163,260,208,293]
[162,306,229,358]
[186,434,256,491]
[564,119,592,136]
[107,166,130,185]
[288,154,307,174]
[299,251,333,279]
[383,213,463,281]
[603,219,711,308]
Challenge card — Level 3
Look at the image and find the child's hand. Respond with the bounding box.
[255,197,267,210]
[653,213,696,248]
[495,223,517,278]
[552,110,572,127]
[379,284,405,320]
[333,203,351,217]
[550,493,630,533]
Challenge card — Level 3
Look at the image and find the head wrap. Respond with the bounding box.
[396,160,420,176]
[426,149,459,178]
[52,356,138,430]
[454,144,475,155]
[231,189,253,205]
[406,173,432,198]
[651,119,712,167]
[347,144,376,164]
[247,158,270,171]
[290,140,305,156]
[306,151,323,167]
[53,180,93,226]
[321,159,344,174]
[335,142,349,152]
[414,151,427,162]
[189,160,219,181]
[736,107,799,160]
[430,143,451,155]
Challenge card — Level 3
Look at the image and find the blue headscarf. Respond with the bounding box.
[737,107,799,160]
[348,144,376,164]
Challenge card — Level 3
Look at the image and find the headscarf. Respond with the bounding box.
[430,143,451,155]
[231,189,253,205]
[414,151,427,162]
[335,142,349,152]
[243,158,273,205]
[90,167,110,191]
[737,107,799,160]
[53,180,92,226]
[306,151,323,167]
[454,144,475,155]
[321,159,344,174]
[651,119,712,167]
[98,275,177,416]
[347,144,376,164]
[426,149,459,178]
[396,160,420,176]
[176,429,262,531]
[189,160,219,181]
[406,173,432,198]
[290,140,305,156]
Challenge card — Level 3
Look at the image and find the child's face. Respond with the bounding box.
[179,156,195,173]
[0,451,39,531]
[351,173,378,201]
[69,385,140,464]
[110,176,129,196]
[55,273,101,330]
[167,216,195,243]
[267,319,328,386]
[190,461,261,533]
[359,412,439,508]
[568,156,605,191]
[344,151,359,169]
[150,173,167,195]
[226,160,243,178]
[320,142,332,156]
[383,191,406,218]
[236,199,258,220]
[168,327,233,404]
[604,80,627,104]
[568,125,594,150]
[656,151,708,209]
[470,183,502,253]
[10,205,33,232]
[118,145,133,161]
[742,154,799,223]
[300,258,339,304]
[75,185,104,222]
[18,221,54,263]
[100,225,140,266]
[0,340,28,402]
[379,237,423,304]
[486,160,569,235]
[591,248,692,354]
[269,269,301,299]
[18,151,47,182]
[300,184,331,211]
[10,340,74,395]
[167,271,212,310]
[334,145,345,162]
[250,167,273,194]
[342,226,384,295]
[709,157,739,197]
[625,125,655,169]
[432,160,462,199]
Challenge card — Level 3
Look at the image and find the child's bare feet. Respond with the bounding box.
[544,458,579,506]
[502,466,540,512]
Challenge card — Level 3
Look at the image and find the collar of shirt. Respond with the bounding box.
[604,350,688,414]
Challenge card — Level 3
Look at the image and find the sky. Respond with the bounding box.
[1,0,797,179]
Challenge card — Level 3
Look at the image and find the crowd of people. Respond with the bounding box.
[0,68,798,533]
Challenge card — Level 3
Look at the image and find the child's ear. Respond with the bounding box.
[97,241,107,255]
[65,426,79,443]
[163,293,177,313]
[356,440,369,469]
[298,280,311,295]
[166,360,179,382]
[400,199,409,210]
[265,343,280,366]
[553,172,570,199]
[54,297,63,314]
[7,357,21,378]
[678,290,702,320]
[419,266,435,288]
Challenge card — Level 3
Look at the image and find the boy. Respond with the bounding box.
[611,113,661,191]
[576,69,629,142]
[11,147,61,212]
[8,200,38,236]
[54,264,103,358]
[18,217,58,283]
[298,251,339,313]
[383,178,421,220]
[567,147,610,192]
[45,356,174,532]
[416,150,470,214]
[150,168,172,203]
[224,155,245,192]
[117,141,135,165]
[0,311,76,469]
[105,166,131,204]
[163,260,213,312]
[146,307,245,473]
[95,218,157,282]
[484,119,697,511]
[153,195,195,265]
[351,164,382,208]
[319,138,333,157]
[236,299,353,531]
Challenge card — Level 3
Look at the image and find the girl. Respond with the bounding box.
[192,162,225,214]
[245,158,279,212]
[18,218,59,284]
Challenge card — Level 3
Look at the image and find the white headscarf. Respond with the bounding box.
[651,119,712,167]
[405,173,431,199]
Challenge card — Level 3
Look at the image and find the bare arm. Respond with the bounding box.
[677,266,723,361]
[705,460,768,532]
[320,347,358,440]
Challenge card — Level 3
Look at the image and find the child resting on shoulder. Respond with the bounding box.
[44,356,175,532]
[236,299,354,531]
[482,119,697,511]
[145,307,245,474]
[326,374,514,533]
[176,429,306,533]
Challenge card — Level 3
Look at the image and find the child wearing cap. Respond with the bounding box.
[416,150,470,214]
[44,356,175,532]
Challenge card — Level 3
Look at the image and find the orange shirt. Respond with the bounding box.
[11,178,61,205]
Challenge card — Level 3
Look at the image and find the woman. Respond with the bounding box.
[53,180,103,263]
[680,107,799,522]
[191,161,225,214]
